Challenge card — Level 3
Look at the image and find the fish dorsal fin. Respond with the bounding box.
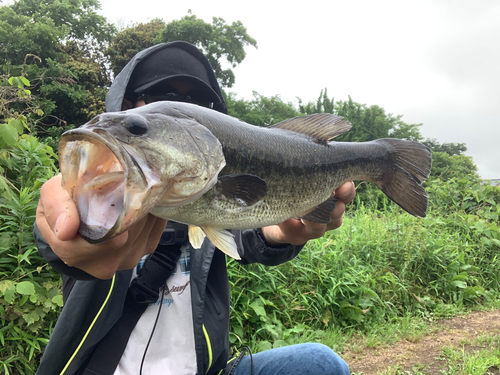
[270,113,352,141]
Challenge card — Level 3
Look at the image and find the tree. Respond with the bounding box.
[430,152,478,180]
[334,97,395,142]
[389,119,423,142]
[107,19,166,77]
[423,138,467,156]
[9,0,114,41]
[225,92,300,127]
[421,139,475,180]
[159,11,257,88]
[298,88,335,115]
[0,0,116,139]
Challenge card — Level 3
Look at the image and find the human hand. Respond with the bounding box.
[36,174,167,279]
[261,181,356,246]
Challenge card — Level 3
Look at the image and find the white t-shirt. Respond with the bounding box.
[113,246,197,375]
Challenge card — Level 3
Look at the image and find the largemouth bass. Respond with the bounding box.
[59,101,432,259]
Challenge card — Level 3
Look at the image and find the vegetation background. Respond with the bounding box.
[0,0,498,373]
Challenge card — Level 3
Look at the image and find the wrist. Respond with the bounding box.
[258,227,283,246]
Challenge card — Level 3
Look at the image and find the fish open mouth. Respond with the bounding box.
[59,130,145,243]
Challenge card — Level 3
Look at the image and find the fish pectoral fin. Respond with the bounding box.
[302,197,339,223]
[270,113,352,141]
[200,226,241,260]
[188,225,206,248]
[214,174,267,207]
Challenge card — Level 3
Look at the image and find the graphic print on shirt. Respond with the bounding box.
[135,246,192,307]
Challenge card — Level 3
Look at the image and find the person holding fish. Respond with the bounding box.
[34,41,357,375]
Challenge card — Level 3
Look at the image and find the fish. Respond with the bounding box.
[58,101,432,259]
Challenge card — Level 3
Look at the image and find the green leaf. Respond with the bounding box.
[8,118,24,133]
[4,286,16,303]
[52,294,63,307]
[23,311,40,325]
[19,294,29,306]
[249,300,266,317]
[0,123,18,146]
[0,176,13,200]
[0,280,13,294]
[451,280,467,289]
[8,77,18,87]
[273,340,288,348]
[16,281,36,295]
[256,340,272,352]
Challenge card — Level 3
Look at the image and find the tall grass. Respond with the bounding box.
[227,178,500,351]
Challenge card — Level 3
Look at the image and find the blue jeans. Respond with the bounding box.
[232,343,350,375]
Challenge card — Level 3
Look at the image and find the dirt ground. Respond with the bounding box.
[344,310,500,374]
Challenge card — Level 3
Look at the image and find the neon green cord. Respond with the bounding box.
[202,324,213,373]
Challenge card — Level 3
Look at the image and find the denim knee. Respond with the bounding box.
[232,342,350,375]
[299,343,350,375]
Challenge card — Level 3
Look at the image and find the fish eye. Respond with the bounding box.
[124,115,148,135]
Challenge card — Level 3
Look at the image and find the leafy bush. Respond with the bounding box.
[0,77,60,374]
[227,177,500,352]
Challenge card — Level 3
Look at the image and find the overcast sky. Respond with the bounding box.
[99,0,500,179]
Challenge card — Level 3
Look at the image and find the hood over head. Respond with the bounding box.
[105,41,227,114]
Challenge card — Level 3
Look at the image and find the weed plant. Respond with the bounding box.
[438,334,500,375]
[227,178,500,353]
[0,115,60,373]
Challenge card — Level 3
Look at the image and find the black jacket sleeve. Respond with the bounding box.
[235,228,305,266]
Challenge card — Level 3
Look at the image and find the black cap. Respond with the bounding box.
[106,41,227,113]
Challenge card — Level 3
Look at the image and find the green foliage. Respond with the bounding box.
[226,91,300,126]
[227,178,500,352]
[298,88,335,115]
[1,0,115,142]
[430,152,479,180]
[159,10,257,88]
[0,6,64,65]
[9,0,114,44]
[420,139,476,180]
[423,138,467,156]
[107,19,166,77]
[335,97,403,142]
[0,76,60,374]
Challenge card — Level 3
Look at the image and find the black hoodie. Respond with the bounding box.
[35,42,304,375]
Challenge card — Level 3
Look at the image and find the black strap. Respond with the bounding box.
[81,243,182,375]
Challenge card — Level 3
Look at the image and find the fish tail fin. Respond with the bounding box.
[372,139,432,217]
